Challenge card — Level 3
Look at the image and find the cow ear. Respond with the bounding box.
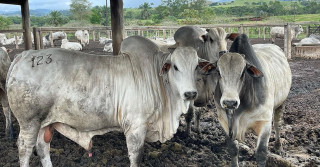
[198,58,216,75]
[246,64,263,78]
[199,35,207,42]
[226,33,240,41]
[159,53,171,76]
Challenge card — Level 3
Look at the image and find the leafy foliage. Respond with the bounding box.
[0,16,12,29]
[70,0,92,21]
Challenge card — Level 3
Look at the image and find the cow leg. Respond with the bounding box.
[185,105,194,135]
[36,126,53,167]
[0,94,13,139]
[17,120,40,167]
[194,108,201,134]
[274,105,284,154]
[227,138,239,167]
[255,121,272,167]
[125,126,146,167]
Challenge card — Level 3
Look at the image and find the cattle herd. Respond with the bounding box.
[0,25,316,167]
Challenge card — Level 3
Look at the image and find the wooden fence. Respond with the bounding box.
[1,22,320,59]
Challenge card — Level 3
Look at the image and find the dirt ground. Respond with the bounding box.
[0,38,319,167]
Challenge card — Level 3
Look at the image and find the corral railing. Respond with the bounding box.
[1,21,320,59]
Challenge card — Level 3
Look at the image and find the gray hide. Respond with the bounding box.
[174,26,228,134]
[0,48,13,139]
[7,36,211,167]
[213,34,292,166]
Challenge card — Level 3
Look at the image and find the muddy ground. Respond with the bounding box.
[0,38,319,167]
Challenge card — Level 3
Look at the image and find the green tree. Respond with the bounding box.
[200,7,215,24]
[151,5,170,23]
[139,2,154,20]
[47,11,64,26]
[0,16,12,29]
[70,0,92,21]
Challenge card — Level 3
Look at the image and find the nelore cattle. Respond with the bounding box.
[75,30,90,47]
[0,47,13,139]
[173,26,229,134]
[270,25,303,43]
[7,36,214,167]
[61,39,82,51]
[212,34,292,166]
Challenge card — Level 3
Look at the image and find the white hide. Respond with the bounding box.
[61,39,82,51]
[270,25,303,42]
[75,30,90,46]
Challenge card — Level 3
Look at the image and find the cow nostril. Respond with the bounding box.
[223,100,238,109]
[184,91,198,100]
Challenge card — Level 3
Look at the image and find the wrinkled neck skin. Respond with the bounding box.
[145,54,190,142]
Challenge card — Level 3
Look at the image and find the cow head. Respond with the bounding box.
[216,52,263,110]
[199,28,228,60]
[160,47,214,101]
[294,25,303,33]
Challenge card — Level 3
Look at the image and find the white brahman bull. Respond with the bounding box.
[61,39,82,51]
[7,36,214,167]
[75,30,89,47]
[270,25,303,43]
[212,34,292,166]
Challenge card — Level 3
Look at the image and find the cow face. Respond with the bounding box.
[217,53,263,110]
[160,47,214,101]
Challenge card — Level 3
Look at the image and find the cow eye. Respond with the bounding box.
[174,65,179,71]
[241,70,245,78]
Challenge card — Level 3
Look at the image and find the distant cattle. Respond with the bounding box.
[99,37,112,45]
[103,40,113,52]
[213,34,292,166]
[0,47,13,139]
[75,30,90,46]
[43,31,68,46]
[174,26,229,134]
[270,25,303,43]
[61,39,82,51]
[294,34,320,46]
[7,36,214,166]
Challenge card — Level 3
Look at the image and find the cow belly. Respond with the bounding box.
[52,122,122,150]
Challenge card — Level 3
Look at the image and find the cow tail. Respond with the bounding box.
[5,53,23,140]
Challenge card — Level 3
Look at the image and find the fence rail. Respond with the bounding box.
[1,22,320,59]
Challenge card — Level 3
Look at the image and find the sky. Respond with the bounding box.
[0,0,162,12]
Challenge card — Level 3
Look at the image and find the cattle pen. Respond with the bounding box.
[1,21,319,59]
[1,22,320,167]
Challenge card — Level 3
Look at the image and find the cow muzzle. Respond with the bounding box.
[222,100,238,110]
[184,91,198,100]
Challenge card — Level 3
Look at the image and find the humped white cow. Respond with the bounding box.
[75,30,89,46]
[212,34,292,166]
[270,25,303,43]
[61,39,82,51]
[7,35,214,167]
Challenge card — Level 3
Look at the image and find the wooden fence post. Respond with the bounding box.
[263,27,266,40]
[33,27,40,50]
[92,30,96,41]
[163,29,166,39]
[306,25,310,37]
[98,31,101,40]
[284,24,292,59]
[258,27,261,38]
[14,33,19,49]
[39,30,44,49]
[50,31,54,47]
